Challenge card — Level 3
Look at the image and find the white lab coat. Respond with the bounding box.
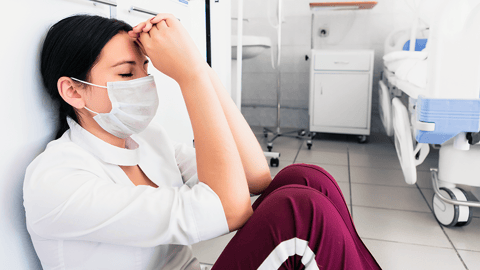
[23,117,229,270]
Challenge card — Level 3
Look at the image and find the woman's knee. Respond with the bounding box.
[254,163,345,211]
[274,163,339,187]
[261,185,336,219]
[255,185,348,239]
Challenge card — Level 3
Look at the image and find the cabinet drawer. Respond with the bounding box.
[314,52,371,71]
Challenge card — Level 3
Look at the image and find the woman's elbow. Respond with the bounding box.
[227,203,254,232]
[248,171,273,196]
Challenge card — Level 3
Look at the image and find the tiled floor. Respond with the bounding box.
[192,127,480,270]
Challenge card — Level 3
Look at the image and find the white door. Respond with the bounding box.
[117,0,207,146]
[312,73,369,129]
[1,1,112,269]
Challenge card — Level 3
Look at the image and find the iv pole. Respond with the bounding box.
[263,0,312,156]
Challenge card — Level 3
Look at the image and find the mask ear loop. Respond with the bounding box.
[70,77,107,114]
[70,77,108,88]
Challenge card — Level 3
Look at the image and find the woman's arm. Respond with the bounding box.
[135,15,252,232]
[203,65,272,195]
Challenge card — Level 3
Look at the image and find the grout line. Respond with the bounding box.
[353,204,433,214]
[416,184,469,269]
[350,182,426,189]
[438,223,469,269]
[456,248,480,253]
[293,139,303,164]
[361,237,465,250]
[347,146,353,219]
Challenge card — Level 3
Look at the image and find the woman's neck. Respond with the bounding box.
[79,116,127,148]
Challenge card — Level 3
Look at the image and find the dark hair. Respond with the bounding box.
[40,14,133,139]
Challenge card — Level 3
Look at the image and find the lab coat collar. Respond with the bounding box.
[66,117,140,166]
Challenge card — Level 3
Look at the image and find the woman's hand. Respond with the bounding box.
[128,14,207,85]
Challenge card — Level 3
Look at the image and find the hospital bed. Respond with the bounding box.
[380,0,480,227]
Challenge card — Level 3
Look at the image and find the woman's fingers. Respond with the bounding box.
[130,14,174,37]
[134,39,147,56]
[150,13,177,26]
[133,21,146,32]
[142,19,155,33]
[127,30,137,38]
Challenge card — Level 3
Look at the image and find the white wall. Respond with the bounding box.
[0,2,112,269]
[0,1,215,268]
[210,0,232,97]
[232,0,424,131]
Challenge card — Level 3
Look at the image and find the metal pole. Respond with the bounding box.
[236,0,244,111]
[276,69,281,134]
[311,13,314,50]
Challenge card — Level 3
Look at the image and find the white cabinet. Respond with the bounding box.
[116,0,208,146]
[309,50,374,136]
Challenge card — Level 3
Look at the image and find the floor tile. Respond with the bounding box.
[349,153,402,169]
[363,239,466,270]
[191,232,236,264]
[350,166,411,187]
[420,188,436,212]
[301,139,348,154]
[366,133,396,145]
[458,250,480,270]
[295,150,348,166]
[353,206,452,248]
[337,181,352,214]
[347,142,397,157]
[351,184,431,212]
[443,218,480,252]
[349,166,433,190]
[338,181,350,202]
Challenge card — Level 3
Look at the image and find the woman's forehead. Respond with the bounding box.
[98,32,145,66]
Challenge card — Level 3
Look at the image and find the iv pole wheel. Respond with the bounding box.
[432,187,472,227]
[270,158,279,167]
[263,128,269,138]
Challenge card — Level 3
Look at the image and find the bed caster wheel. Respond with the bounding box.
[357,135,369,144]
[433,187,472,227]
[270,158,279,167]
[298,129,306,136]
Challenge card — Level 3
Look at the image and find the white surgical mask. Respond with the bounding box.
[71,75,159,139]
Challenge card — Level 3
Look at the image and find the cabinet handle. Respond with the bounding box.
[129,6,180,21]
[88,0,117,7]
[129,6,158,16]
[334,61,350,65]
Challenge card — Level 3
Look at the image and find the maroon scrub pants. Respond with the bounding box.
[211,163,381,270]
